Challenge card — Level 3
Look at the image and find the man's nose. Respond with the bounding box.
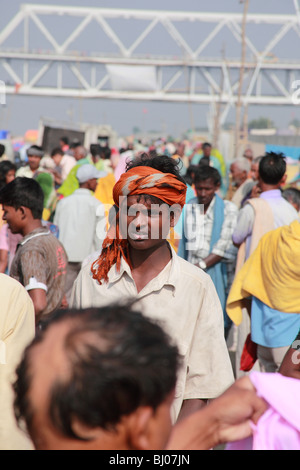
[134,211,148,229]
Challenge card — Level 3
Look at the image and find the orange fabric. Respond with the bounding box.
[91,166,187,285]
[112,166,187,209]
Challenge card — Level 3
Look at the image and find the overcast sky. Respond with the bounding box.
[0,0,300,140]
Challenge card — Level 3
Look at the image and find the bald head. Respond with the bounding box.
[13,305,179,450]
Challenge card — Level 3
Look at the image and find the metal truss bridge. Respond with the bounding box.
[1,3,300,125]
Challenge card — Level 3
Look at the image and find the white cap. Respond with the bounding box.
[76,164,106,183]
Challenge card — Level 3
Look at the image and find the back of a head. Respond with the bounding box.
[13,304,179,441]
[0,177,44,219]
[90,144,102,157]
[193,165,221,186]
[60,136,69,146]
[259,152,286,185]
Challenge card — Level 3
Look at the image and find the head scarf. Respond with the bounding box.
[91,166,187,284]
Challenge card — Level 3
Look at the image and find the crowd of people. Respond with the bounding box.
[0,135,299,451]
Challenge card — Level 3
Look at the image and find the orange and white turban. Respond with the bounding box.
[91,166,187,284]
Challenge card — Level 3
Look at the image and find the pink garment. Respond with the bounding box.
[0,224,22,272]
[227,371,300,450]
[114,150,133,181]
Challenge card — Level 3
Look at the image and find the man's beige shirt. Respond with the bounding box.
[0,274,35,449]
[71,248,234,422]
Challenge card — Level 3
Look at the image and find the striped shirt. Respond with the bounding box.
[183,195,238,265]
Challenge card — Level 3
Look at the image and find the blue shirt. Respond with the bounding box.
[251,297,300,348]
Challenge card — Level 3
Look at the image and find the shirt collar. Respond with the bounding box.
[108,243,179,293]
[73,188,93,195]
[20,227,51,246]
[260,189,282,200]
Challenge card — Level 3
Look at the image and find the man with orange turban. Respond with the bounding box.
[71,154,234,424]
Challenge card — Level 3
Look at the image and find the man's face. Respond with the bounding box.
[2,204,23,234]
[119,195,174,251]
[146,390,175,450]
[28,155,41,171]
[5,169,15,184]
[52,153,63,166]
[87,178,98,192]
[250,162,259,181]
[230,163,246,187]
[202,146,211,158]
[194,178,218,209]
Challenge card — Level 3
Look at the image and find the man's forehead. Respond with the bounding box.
[125,195,164,207]
[30,322,72,390]
[195,178,217,187]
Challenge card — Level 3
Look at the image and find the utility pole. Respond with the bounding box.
[234,0,249,158]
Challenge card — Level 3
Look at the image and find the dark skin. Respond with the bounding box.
[233,173,287,249]
[2,204,46,323]
[193,177,224,270]
[279,345,300,380]
[120,195,207,419]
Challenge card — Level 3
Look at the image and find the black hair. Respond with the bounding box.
[89,143,102,157]
[0,160,16,190]
[0,177,44,219]
[13,304,179,439]
[193,165,221,186]
[183,165,198,186]
[202,142,212,149]
[126,152,186,185]
[0,143,5,158]
[51,147,64,157]
[60,136,69,145]
[259,152,286,185]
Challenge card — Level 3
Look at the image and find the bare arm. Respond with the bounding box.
[28,288,47,325]
[177,398,207,423]
[279,347,300,380]
[203,253,223,269]
[0,249,8,273]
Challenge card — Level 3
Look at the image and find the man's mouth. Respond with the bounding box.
[130,232,149,241]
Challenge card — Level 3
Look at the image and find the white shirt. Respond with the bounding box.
[70,246,234,422]
[54,188,105,262]
[60,154,76,181]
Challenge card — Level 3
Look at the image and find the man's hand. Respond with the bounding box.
[213,376,268,444]
[166,376,268,450]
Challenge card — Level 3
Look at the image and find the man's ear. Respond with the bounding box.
[280,173,287,186]
[18,206,27,219]
[126,406,154,450]
[215,181,221,192]
[170,207,182,228]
